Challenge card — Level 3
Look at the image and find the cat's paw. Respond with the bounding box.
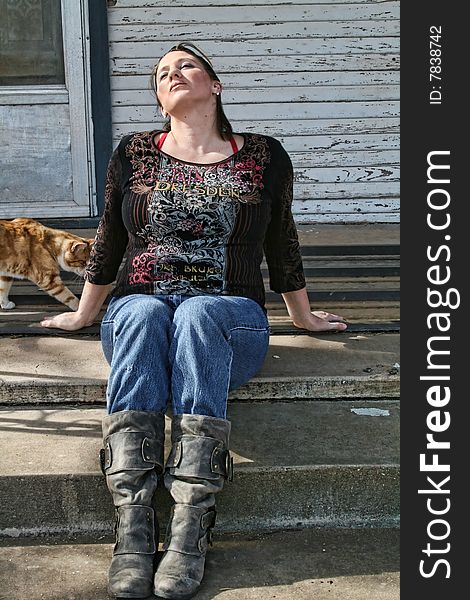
[0,300,16,310]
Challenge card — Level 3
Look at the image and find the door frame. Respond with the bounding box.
[62,0,95,215]
[0,0,95,217]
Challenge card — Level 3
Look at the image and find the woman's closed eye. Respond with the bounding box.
[159,63,195,81]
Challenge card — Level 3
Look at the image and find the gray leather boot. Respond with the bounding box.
[101,410,165,599]
[153,414,233,600]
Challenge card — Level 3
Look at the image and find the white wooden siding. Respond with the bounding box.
[107,0,399,223]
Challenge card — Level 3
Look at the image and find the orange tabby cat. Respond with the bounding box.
[0,218,94,310]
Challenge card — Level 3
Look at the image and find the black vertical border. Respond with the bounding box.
[401,2,466,598]
[88,0,113,216]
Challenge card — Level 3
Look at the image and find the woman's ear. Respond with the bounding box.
[213,82,222,96]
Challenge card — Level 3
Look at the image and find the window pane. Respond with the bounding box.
[0,0,65,85]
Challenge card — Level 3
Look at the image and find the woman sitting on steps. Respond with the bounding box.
[41,41,347,600]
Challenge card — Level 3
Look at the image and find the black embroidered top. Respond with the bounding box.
[85,131,306,309]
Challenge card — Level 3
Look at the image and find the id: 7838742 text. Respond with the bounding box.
[429,25,442,105]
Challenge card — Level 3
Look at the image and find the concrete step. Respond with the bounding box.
[0,332,400,405]
[0,528,400,600]
[0,401,399,540]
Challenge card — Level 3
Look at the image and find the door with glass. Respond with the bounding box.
[0,0,93,218]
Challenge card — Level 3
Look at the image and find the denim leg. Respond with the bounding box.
[170,296,270,418]
[100,294,174,414]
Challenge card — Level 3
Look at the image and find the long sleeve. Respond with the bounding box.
[263,139,306,293]
[84,145,129,285]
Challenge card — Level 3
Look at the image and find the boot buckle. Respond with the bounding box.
[99,442,112,475]
[210,446,234,481]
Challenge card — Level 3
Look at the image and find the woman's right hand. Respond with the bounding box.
[40,311,91,331]
[40,281,111,331]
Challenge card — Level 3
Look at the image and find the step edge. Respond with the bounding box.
[0,463,400,480]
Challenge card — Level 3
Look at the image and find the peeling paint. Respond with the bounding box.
[107,1,400,224]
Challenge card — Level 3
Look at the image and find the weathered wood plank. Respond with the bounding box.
[244,102,399,121]
[293,183,399,199]
[90,161,399,189]
[107,5,400,26]
[111,0,397,7]
[109,133,399,160]
[277,133,399,152]
[112,85,399,107]
[111,70,401,90]
[109,20,399,43]
[110,54,400,76]
[287,150,400,168]
[294,165,400,184]
[109,133,399,168]
[110,128,399,153]
[244,119,399,137]
[293,150,399,168]
[292,198,400,214]
[296,213,398,223]
[112,102,400,123]
[110,37,398,60]
[112,118,399,138]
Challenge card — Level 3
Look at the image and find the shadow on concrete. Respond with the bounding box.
[0,528,399,600]
[0,409,103,438]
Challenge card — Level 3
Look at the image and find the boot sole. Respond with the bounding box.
[153,588,200,600]
[108,574,155,599]
[108,582,155,599]
[108,588,154,600]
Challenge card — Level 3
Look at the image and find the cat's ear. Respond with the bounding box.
[70,241,88,253]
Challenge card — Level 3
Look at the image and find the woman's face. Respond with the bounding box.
[156,51,220,116]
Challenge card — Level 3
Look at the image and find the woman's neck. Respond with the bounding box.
[160,113,235,164]
[168,117,222,155]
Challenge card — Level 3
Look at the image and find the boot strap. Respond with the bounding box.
[103,431,164,474]
[167,435,233,480]
[113,505,156,555]
[162,505,216,556]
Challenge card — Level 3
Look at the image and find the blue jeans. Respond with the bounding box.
[100,294,270,418]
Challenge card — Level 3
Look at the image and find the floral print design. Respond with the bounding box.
[124,132,270,293]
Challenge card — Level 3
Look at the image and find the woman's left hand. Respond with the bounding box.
[292,310,347,332]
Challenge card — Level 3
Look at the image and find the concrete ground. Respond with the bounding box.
[0,528,399,600]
